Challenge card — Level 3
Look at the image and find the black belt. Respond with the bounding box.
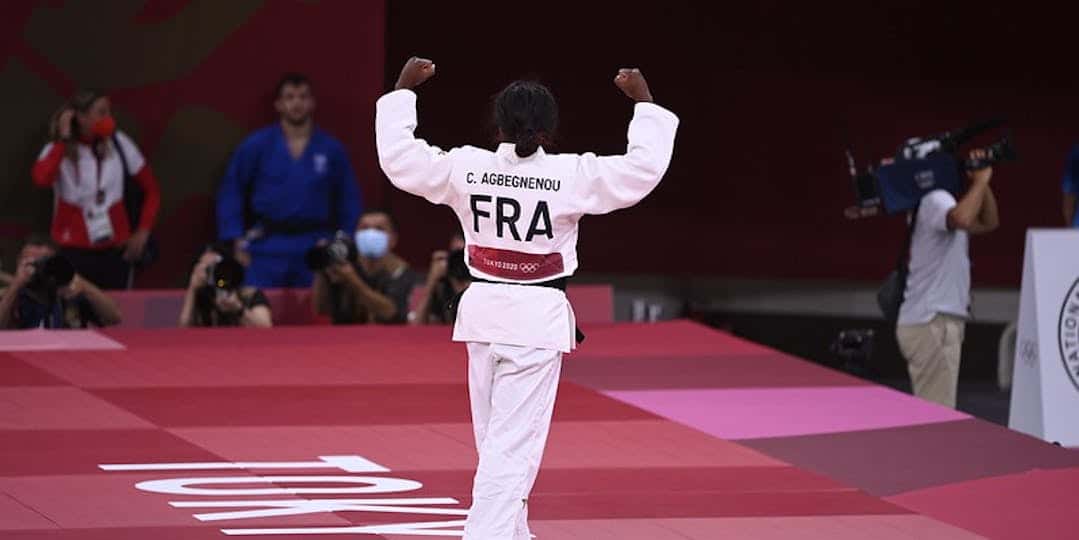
[471,276,567,291]
[452,276,585,344]
[257,218,330,236]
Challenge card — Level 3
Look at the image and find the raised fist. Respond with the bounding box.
[614,68,653,103]
[395,57,436,90]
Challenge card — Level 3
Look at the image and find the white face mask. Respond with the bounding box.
[355,228,390,259]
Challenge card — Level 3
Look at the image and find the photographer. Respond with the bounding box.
[311,210,419,325]
[179,249,272,328]
[896,149,999,408]
[0,235,122,329]
[411,248,471,325]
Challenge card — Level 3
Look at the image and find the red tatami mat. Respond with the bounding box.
[0,354,67,387]
[563,352,870,389]
[15,344,467,388]
[521,516,982,540]
[0,492,56,530]
[0,388,154,430]
[2,322,1052,538]
[887,467,1079,540]
[170,420,784,471]
[0,430,226,477]
[89,381,657,427]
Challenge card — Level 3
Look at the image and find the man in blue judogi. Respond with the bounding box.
[217,73,362,288]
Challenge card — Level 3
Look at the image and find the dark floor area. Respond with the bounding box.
[692,310,1012,426]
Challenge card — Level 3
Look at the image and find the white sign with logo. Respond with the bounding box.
[1009,229,1079,446]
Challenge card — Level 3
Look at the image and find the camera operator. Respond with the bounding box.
[896,149,999,408]
[179,248,272,328]
[0,235,122,329]
[311,210,419,325]
[411,248,471,325]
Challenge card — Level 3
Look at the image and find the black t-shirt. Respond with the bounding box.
[13,289,100,329]
[329,263,419,325]
[192,287,270,327]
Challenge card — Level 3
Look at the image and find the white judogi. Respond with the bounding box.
[376,88,678,539]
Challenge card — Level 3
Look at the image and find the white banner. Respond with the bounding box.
[1009,229,1079,446]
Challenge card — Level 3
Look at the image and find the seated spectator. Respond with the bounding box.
[0,234,122,329]
[312,210,419,324]
[412,245,472,325]
[179,247,272,328]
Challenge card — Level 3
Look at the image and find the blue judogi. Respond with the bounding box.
[217,125,362,287]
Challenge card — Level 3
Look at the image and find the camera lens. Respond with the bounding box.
[31,255,75,290]
[210,257,245,290]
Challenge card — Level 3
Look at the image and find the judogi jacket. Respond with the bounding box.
[376,89,678,352]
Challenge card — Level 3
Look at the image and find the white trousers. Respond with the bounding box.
[463,342,563,540]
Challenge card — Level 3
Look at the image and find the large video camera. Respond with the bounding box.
[847,119,1017,216]
[305,232,357,272]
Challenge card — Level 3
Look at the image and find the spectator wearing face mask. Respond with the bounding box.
[31,89,161,289]
[311,210,419,324]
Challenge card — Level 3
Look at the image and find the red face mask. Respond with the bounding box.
[91,116,116,138]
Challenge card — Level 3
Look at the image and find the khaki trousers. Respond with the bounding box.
[896,314,966,408]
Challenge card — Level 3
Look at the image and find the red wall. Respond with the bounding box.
[382,1,1079,286]
[3,1,1074,287]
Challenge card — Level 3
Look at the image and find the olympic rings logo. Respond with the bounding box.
[519,262,541,273]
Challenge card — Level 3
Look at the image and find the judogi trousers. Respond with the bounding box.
[463,342,562,540]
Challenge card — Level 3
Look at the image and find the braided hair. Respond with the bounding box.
[494,80,558,158]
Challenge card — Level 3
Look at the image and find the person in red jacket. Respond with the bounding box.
[31,89,161,290]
